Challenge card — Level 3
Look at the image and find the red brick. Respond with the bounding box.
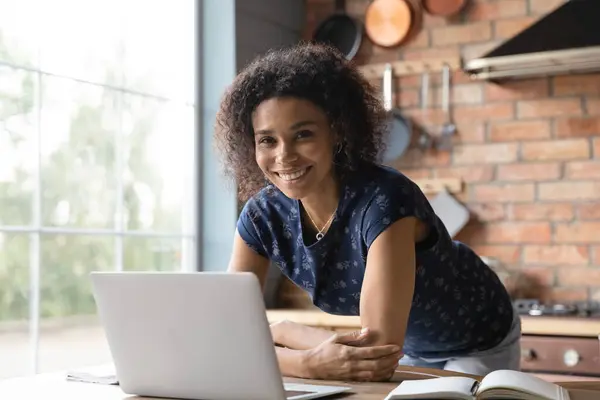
[431,22,492,46]
[490,120,551,142]
[468,203,506,222]
[469,245,521,265]
[471,183,535,203]
[485,79,549,102]
[453,103,515,122]
[497,163,561,181]
[418,123,486,145]
[461,40,503,61]
[521,139,589,161]
[397,74,421,89]
[403,108,447,125]
[558,268,600,286]
[453,123,486,143]
[368,51,404,64]
[556,222,600,243]
[565,161,600,180]
[403,30,431,49]
[495,17,537,39]
[524,245,590,266]
[556,116,600,138]
[403,46,460,62]
[578,204,600,220]
[518,99,583,118]
[508,203,574,222]
[588,98,600,115]
[400,69,473,87]
[435,165,494,183]
[467,0,527,21]
[422,13,450,27]
[394,89,420,108]
[519,267,556,286]
[345,0,369,16]
[452,71,477,85]
[545,288,589,303]
[400,168,432,180]
[539,181,600,201]
[530,0,565,14]
[480,222,551,244]
[453,143,518,165]
[431,83,484,106]
[554,74,600,96]
[392,148,450,168]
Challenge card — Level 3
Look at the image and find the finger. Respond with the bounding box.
[347,344,401,360]
[372,365,397,382]
[334,328,369,345]
[350,355,397,374]
[352,362,396,382]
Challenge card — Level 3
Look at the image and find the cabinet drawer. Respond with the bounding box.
[520,336,600,375]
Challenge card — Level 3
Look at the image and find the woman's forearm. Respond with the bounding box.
[270,320,335,350]
[275,346,310,378]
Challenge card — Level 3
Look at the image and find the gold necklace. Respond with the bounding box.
[304,207,336,240]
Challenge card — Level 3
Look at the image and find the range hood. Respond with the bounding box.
[464,0,600,81]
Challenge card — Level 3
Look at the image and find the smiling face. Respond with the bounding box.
[252,97,337,200]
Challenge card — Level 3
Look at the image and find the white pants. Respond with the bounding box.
[398,309,522,376]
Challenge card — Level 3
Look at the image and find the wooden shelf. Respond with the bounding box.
[358,57,462,80]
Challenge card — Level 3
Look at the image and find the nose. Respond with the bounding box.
[275,141,298,163]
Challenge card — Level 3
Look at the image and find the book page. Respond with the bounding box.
[478,370,570,400]
[385,376,478,400]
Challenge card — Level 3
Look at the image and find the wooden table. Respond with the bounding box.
[266,309,600,337]
[2,365,600,400]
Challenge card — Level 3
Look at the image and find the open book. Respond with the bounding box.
[385,369,570,400]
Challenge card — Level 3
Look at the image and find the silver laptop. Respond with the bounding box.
[90,271,351,400]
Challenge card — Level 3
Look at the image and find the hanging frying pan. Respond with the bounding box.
[365,0,415,48]
[313,0,362,60]
[382,63,412,162]
[422,0,467,16]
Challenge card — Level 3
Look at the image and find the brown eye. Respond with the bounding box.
[257,136,275,147]
[296,130,313,139]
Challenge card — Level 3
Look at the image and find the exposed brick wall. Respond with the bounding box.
[288,0,600,305]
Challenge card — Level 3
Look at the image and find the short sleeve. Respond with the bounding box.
[362,177,433,248]
[237,199,269,258]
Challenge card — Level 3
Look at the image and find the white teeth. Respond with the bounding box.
[278,168,308,181]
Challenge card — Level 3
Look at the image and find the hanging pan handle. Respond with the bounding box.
[383,63,393,112]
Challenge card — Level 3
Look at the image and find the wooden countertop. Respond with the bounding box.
[266,309,600,338]
[2,365,600,400]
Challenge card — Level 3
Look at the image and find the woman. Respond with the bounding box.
[214,43,520,381]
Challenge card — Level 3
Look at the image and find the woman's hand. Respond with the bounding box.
[303,328,402,382]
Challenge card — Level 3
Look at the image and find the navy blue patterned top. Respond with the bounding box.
[237,163,513,358]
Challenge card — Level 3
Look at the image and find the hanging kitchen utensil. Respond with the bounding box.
[313,0,363,60]
[365,0,414,48]
[437,63,456,151]
[422,0,467,17]
[382,63,412,162]
[429,187,470,238]
[418,69,434,150]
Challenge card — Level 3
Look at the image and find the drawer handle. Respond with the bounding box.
[521,348,536,362]
[563,349,580,367]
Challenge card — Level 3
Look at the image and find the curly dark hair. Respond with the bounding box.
[214,42,388,201]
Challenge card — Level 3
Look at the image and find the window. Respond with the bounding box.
[0,0,197,379]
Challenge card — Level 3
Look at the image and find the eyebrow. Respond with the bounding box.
[255,120,317,136]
